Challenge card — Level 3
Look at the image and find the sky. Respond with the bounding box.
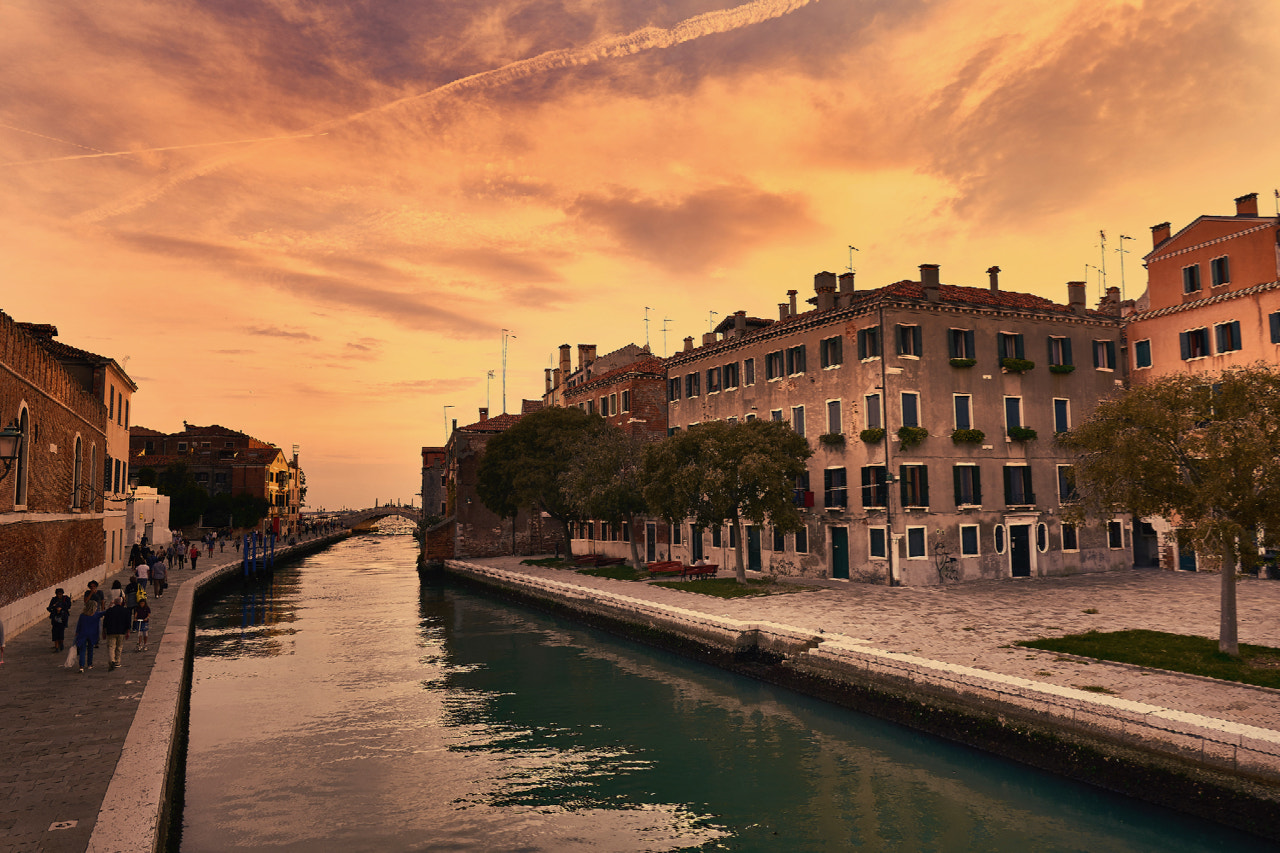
[3,0,1278,511]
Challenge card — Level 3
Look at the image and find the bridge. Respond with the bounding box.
[336,506,422,532]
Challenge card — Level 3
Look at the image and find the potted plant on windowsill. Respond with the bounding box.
[1001,357,1035,373]
[897,426,928,449]
[859,427,885,444]
[1008,426,1038,441]
[949,357,977,368]
[1049,364,1075,374]
[819,432,846,448]
[951,428,985,444]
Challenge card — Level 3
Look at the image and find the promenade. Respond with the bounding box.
[0,535,339,853]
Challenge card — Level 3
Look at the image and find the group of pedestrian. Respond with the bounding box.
[51,578,151,673]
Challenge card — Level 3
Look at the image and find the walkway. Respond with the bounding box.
[0,535,336,853]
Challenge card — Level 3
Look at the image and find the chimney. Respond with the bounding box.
[544,368,552,394]
[920,264,941,302]
[779,303,789,321]
[815,271,837,311]
[1067,281,1086,315]
[451,418,457,434]
[552,367,562,389]
[838,271,855,294]
[1151,222,1171,248]
[1235,193,1259,217]
[683,335,694,352]
[734,310,747,336]
[788,289,798,315]
[702,332,717,346]
[986,265,1000,292]
[558,343,572,377]
[479,407,488,422]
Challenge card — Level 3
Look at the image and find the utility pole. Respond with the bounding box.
[1116,235,1134,301]
[501,329,516,414]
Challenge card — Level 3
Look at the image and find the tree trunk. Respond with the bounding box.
[560,518,574,561]
[734,517,746,583]
[1220,544,1239,656]
[628,514,642,569]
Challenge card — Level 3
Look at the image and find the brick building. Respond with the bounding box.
[0,311,107,636]
[650,266,1131,585]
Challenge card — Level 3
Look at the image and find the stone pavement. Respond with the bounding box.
[0,537,328,853]
[471,558,1280,733]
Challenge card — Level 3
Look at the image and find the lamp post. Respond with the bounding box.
[0,422,23,482]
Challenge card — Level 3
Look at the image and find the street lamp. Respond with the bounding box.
[0,422,23,482]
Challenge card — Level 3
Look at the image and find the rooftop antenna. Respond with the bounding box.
[501,330,516,414]
[486,369,495,410]
[442,405,454,444]
[708,310,719,333]
[847,245,859,274]
[1085,263,1100,301]
[644,306,653,350]
[661,318,671,357]
[1274,188,1279,216]
[1097,230,1108,300]
[1116,235,1134,301]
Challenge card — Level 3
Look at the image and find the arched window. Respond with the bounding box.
[14,406,30,507]
[72,435,83,508]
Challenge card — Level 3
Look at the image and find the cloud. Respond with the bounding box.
[343,337,383,360]
[381,377,481,394]
[567,183,816,273]
[248,325,319,341]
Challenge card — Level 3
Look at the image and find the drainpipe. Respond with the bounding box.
[880,302,897,586]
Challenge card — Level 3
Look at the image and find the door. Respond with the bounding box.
[1176,528,1198,571]
[645,523,657,563]
[747,526,762,571]
[691,527,704,562]
[1010,524,1031,577]
[831,527,849,579]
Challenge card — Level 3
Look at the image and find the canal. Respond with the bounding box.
[179,535,1271,852]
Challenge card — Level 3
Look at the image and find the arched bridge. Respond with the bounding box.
[339,506,422,532]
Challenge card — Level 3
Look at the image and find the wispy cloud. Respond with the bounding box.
[248,325,319,341]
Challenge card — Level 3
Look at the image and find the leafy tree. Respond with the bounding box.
[207,491,271,530]
[136,467,158,487]
[563,424,649,568]
[476,406,607,559]
[156,463,208,528]
[1059,365,1280,655]
[643,420,812,582]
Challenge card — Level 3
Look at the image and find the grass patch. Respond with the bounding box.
[1083,608,1099,614]
[576,564,649,581]
[651,578,808,598]
[1017,629,1280,689]
[1075,685,1117,695]
[521,557,574,568]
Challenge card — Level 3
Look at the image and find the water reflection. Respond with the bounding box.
[181,538,1273,853]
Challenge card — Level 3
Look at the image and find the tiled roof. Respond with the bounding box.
[565,356,665,397]
[460,412,522,432]
[877,280,1100,316]
[16,321,137,387]
[129,447,283,467]
[130,426,166,437]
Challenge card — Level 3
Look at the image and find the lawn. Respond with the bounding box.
[1016,629,1280,689]
[651,577,812,598]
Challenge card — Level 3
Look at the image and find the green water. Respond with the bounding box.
[179,536,1272,852]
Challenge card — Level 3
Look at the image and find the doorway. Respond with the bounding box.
[691,526,704,562]
[831,527,849,579]
[1009,524,1032,577]
[1133,521,1160,568]
[747,526,762,571]
[645,522,657,563]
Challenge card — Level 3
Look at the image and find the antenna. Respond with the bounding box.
[501,330,516,414]
[486,369,495,410]
[847,245,859,274]
[644,306,652,349]
[708,310,718,333]
[1097,230,1108,299]
[1116,235,1134,301]
[442,405,454,444]
[661,318,671,357]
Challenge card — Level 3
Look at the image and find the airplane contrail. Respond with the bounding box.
[72,0,820,224]
[3,132,325,167]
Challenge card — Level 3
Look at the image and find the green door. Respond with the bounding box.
[747,527,762,571]
[831,527,849,579]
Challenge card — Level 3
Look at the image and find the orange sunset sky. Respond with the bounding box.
[3,0,1278,511]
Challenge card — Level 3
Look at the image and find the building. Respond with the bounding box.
[651,265,1131,585]
[421,446,446,518]
[1123,191,1280,570]
[0,312,107,635]
[17,322,141,570]
[543,342,653,409]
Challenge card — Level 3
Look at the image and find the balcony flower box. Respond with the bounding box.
[1001,357,1035,374]
[819,432,846,448]
[1049,364,1076,374]
[949,358,977,368]
[897,426,929,449]
[951,428,985,444]
[859,427,885,444]
[1008,426,1038,442]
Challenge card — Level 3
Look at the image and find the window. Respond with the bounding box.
[729,525,738,548]
[953,395,972,430]
[824,468,848,508]
[861,466,888,507]
[766,351,784,380]
[791,406,805,437]
[906,526,927,559]
[948,328,975,359]
[668,377,681,401]
[685,373,700,397]
[1048,336,1073,366]
[672,523,682,546]
[586,400,594,414]
[896,324,922,357]
[622,521,631,543]
[72,436,82,508]
[177,441,187,453]
[586,521,595,540]
[826,400,842,434]
[785,345,806,375]
[1004,465,1034,505]
[1108,520,1124,549]
[960,525,979,557]
[1037,523,1049,552]
[997,332,1025,360]
[1210,256,1230,287]
[145,440,154,453]
[1061,522,1079,551]
[820,336,843,368]
[857,326,881,360]
[1183,264,1201,293]
[621,390,630,412]
[901,392,920,427]
[745,413,756,421]
[1134,339,1152,369]
[1057,465,1077,502]
[1270,312,1280,344]
[865,394,882,429]
[744,358,755,385]
[1004,397,1022,430]
[869,527,888,559]
[1179,328,1211,360]
[712,525,722,547]
[771,409,783,422]
[723,363,739,389]
[608,394,617,415]
[1215,321,1242,353]
[1093,340,1117,370]
[994,524,1006,554]
[706,366,722,393]
[773,526,786,551]
[109,386,115,420]
[900,464,929,507]
[953,465,981,506]
[214,472,228,485]
[794,525,808,554]
[1053,398,1070,434]
[194,472,209,484]
[124,400,129,429]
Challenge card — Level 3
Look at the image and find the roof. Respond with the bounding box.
[16,321,138,389]
[1145,214,1279,263]
[564,356,665,398]
[130,426,166,437]
[520,399,545,414]
[129,446,285,467]
[459,412,523,433]
[877,280,1100,316]
[712,315,774,336]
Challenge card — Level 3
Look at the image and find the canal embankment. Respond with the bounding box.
[443,557,1280,842]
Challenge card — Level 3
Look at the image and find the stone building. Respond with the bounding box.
[0,311,107,635]
[656,265,1131,585]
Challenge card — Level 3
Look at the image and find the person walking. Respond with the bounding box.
[189,543,200,571]
[47,588,72,652]
[151,556,168,598]
[102,595,131,670]
[133,595,151,651]
[124,577,138,609]
[74,600,100,672]
[135,559,150,592]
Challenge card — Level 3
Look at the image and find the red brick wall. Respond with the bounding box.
[0,518,102,604]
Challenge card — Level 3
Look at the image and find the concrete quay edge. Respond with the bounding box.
[442,558,1280,842]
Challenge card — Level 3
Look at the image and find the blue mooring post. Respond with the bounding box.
[268,533,276,569]
[242,534,251,578]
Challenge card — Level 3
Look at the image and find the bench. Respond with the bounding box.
[646,560,683,578]
[574,554,626,567]
[682,563,719,579]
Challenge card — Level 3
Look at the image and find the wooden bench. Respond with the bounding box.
[682,563,719,580]
[574,554,625,567]
[646,560,683,578]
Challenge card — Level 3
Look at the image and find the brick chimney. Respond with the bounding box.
[478,407,488,422]
[778,303,789,321]
[1151,222,1171,248]
[838,271,855,294]
[920,264,941,302]
[1235,193,1259,217]
[558,344,572,377]
[683,335,694,352]
[986,265,1000,292]
[1067,281,1086,315]
[544,368,552,394]
[577,344,596,370]
[733,310,747,337]
[787,289,798,316]
[702,332,717,346]
[815,271,837,311]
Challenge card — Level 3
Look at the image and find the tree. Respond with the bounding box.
[1059,364,1280,655]
[157,463,208,528]
[563,424,649,568]
[476,406,607,559]
[643,420,812,582]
